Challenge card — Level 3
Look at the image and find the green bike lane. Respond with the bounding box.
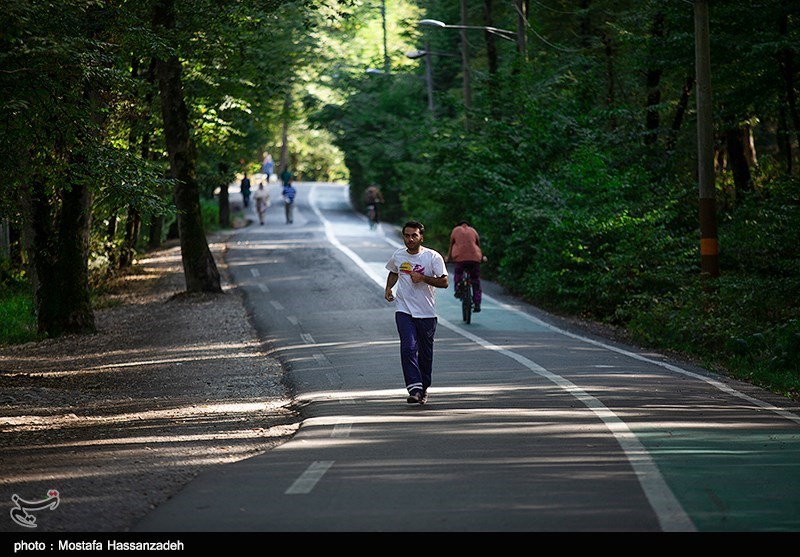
[437,285,800,531]
[325,188,800,532]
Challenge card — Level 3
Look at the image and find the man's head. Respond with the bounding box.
[402,221,425,253]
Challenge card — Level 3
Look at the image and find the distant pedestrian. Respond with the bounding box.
[384,221,448,405]
[280,167,293,187]
[261,153,274,182]
[253,182,271,225]
[240,173,251,208]
[282,180,296,224]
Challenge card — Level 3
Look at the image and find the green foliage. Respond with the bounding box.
[200,198,221,233]
[0,263,39,345]
[317,0,800,399]
[0,292,40,345]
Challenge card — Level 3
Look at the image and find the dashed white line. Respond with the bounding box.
[332,423,352,438]
[285,461,335,495]
[313,353,328,366]
[309,183,697,532]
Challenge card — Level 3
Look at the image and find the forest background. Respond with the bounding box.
[1,0,798,400]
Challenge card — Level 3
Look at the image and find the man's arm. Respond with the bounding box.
[385,271,398,301]
[410,272,448,289]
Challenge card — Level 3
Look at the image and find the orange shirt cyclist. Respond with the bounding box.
[446,221,486,313]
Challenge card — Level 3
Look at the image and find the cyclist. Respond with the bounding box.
[363,184,385,228]
[446,220,486,313]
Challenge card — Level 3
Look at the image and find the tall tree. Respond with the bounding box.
[3,1,109,336]
[152,0,221,293]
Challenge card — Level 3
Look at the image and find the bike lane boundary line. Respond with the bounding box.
[309,184,695,532]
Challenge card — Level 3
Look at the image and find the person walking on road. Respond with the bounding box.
[282,180,296,224]
[261,153,274,182]
[446,220,486,313]
[253,182,270,225]
[240,173,251,208]
[384,221,448,404]
[280,167,293,187]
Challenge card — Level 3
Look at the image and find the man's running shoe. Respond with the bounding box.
[420,391,428,404]
[406,391,423,404]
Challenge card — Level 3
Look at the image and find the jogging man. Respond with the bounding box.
[384,221,448,404]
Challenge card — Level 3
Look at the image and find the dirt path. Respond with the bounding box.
[0,232,299,532]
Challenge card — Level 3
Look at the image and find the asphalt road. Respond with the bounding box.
[134,180,800,533]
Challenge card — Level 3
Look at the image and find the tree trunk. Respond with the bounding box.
[602,32,616,128]
[483,0,498,77]
[644,11,664,146]
[278,91,291,177]
[119,206,140,269]
[106,209,119,273]
[778,105,793,174]
[724,126,753,198]
[667,76,694,152]
[219,183,230,229]
[778,1,800,171]
[153,0,221,293]
[148,216,164,249]
[23,172,96,337]
[217,161,231,228]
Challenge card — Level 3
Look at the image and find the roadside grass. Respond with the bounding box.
[624,275,800,400]
[0,290,40,345]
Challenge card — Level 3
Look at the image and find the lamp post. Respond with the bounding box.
[380,0,390,74]
[418,15,516,117]
[406,46,435,116]
[418,18,517,42]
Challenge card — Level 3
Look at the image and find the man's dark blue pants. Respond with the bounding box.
[395,312,437,395]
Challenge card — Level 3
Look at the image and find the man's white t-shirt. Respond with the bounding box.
[385,246,447,318]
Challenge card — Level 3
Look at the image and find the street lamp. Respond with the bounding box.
[405,48,435,116]
[418,18,516,42]
[418,12,517,116]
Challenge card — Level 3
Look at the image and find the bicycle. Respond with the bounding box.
[366,204,378,229]
[456,270,474,324]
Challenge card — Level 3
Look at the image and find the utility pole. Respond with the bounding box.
[694,0,719,278]
[424,41,435,116]
[460,0,472,118]
[515,0,527,60]
[381,0,390,74]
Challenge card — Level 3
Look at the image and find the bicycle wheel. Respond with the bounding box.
[461,276,472,324]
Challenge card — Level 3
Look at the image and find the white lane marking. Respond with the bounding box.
[314,184,800,426]
[270,300,284,311]
[301,333,316,344]
[250,268,260,277]
[258,283,270,293]
[314,353,329,366]
[492,300,800,426]
[287,315,299,325]
[332,423,352,438]
[285,461,335,494]
[309,183,695,532]
[436,317,694,532]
